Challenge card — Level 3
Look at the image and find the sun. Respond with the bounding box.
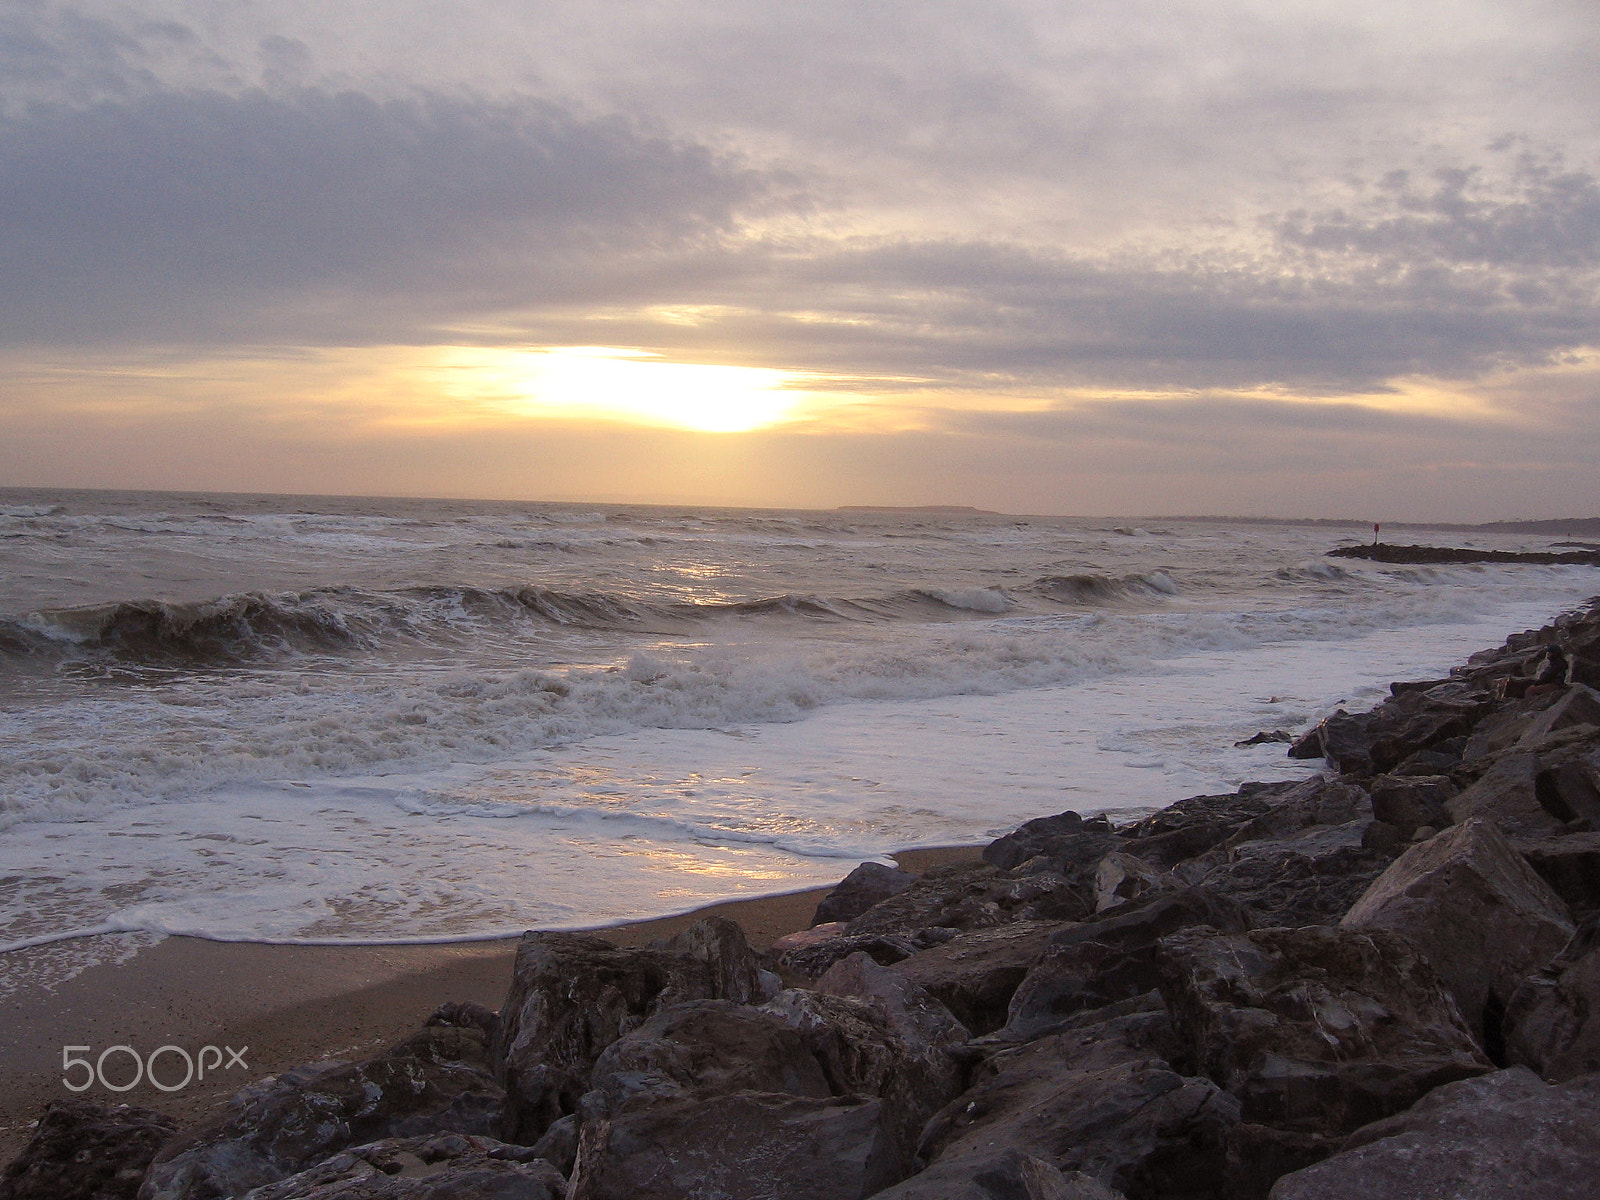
[445,346,811,433]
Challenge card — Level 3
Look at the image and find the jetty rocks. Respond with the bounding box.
[7,601,1600,1199]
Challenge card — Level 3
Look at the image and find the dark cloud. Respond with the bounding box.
[0,87,774,343]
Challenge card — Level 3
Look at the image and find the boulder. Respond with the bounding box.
[916,1008,1238,1200]
[1517,831,1600,914]
[1504,916,1600,1081]
[1092,852,1168,913]
[492,918,763,1141]
[1341,817,1575,1039]
[1534,757,1600,829]
[1366,775,1456,837]
[983,812,1117,874]
[844,863,1090,938]
[566,1090,900,1200]
[776,931,923,979]
[813,862,916,926]
[0,1101,178,1200]
[141,1025,505,1200]
[1445,753,1565,837]
[235,1134,563,1200]
[1003,889,1252,1043]
[1514,683,1600,749]
[1267,1068,1600,1199]
[889,921,1068,1035]
[1287,710,1379,775]
[1156,926,1491,1137]
[1187,821,1395,927]
[866,1151,1126,1200]
[1117,788,1279,870]
[1211,781,1369,845]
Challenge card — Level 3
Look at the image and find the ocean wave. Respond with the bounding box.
[1029,571,1179,603]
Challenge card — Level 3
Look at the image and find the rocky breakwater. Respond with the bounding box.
[6,598,1600,1200]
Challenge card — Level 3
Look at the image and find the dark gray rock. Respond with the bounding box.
[1517,831,1600,914]
[1118,790,1279,871]
[566,1090,899,1200]
[1341,817,1574,1039]
[777,931,923,979]
[813,862,916,926]
[1003,889,1252,1043]
[140,1025,505,1200]
[1287,710,1379,775]
[1534,757,1600,829]
[1367,774,1457,837]
[492,917,763,1142]
[844,862,1091,939]
[1504,915,1600,1081]
[0,1101,178,1200]
[917,1008,1238,1200]
[889,921,1068,1035]
[867,1151,1125,1200]
[1091,852,1169,913]
[983,812,1116,874]
[236,1135,563,1200]
[1446,752,1566,837]
[1188,820,1396,928]
[1267,1068,1600,1200]
[1156,925,1492,1136]
[1514,683,1600,750]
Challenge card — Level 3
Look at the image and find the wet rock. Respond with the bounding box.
[867,1151,1126,1200]
[1187,820,1396,927]
[1117,788,1280,870]
[1268,1068,1600,1200]
[1504,915,1600,1081]
[1517,831,1600,914]
[1367,774,1456,837]
[492,918,764,1141]
[1234,731,1291,747]
[1156,925,1491,1136]
[141,1026,505,1200]
[1092,852,1168,913]
[1287,710,1378,774]
[1003,889,1252,1043]
[983,812,1117,874]
[566,1090,899,1200]
[237,1134,563,1200]
[813,862,916,926]
[889,921,1068,1035]
[917,1008,1238,1200]
[1445,753,1566,838]
[1341,817,1574,1039]
[0,1100,178,1200]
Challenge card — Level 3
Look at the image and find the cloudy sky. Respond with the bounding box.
[3,0,1598,519]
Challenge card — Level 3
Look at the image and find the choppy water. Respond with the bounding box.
[2,487,1595,984]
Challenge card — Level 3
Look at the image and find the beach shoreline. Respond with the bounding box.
[0,845,982,1162]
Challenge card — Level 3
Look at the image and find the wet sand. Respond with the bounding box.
[0,845,981,1162]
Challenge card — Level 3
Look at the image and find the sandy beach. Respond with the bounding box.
[0,846,981,1164]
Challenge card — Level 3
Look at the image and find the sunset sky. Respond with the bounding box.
[3,0,1598,519]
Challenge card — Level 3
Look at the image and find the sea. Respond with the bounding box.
[2,487,1597,991]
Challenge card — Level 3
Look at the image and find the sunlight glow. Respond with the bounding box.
[442,346,812,433]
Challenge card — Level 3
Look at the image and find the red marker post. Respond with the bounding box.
[1373,522,1381,546]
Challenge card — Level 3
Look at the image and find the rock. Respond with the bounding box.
[1092,852,1168,913]
[1287,710,1377,774]
[1221,1125,1339,1200]
[1504,915,1600,1081]
[1388,739,1465,775]
[1188,821,1395,927]
[1445,753,1566,838]
[1234,731,1292,747]
[777,931,923,979]
[843,862,1091,938]
[1517,831,1600,914]
[566,1090,900,1200]
[916,1007,1238,1200]
[1358,821,1402,854]
[889,921,1068,1035]
[529,1114,578,1176]
[1267,1068,1600,1199]
[1367,774,1457,837]
[983,812,1116,874]
[1156,925,1492,1137]
[1213,781,1369,845]
[492,918,763,1141]
[1459,690,1565,763]
[141,1025,505,1200]
[1514,683,1600,749]
[1116,787,1282,870]
[1003,889,1252,1043]
[1534,757,1600,829]
[0,1100,178,1200]
[236,1134,563,1200]
[813,862,916,926]
[1341,817,1575,1039]
[867,1151,1126,1199]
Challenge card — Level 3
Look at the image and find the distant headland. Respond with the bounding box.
[836,505,1000,515]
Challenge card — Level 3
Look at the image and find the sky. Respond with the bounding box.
[2,0,1598,520]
